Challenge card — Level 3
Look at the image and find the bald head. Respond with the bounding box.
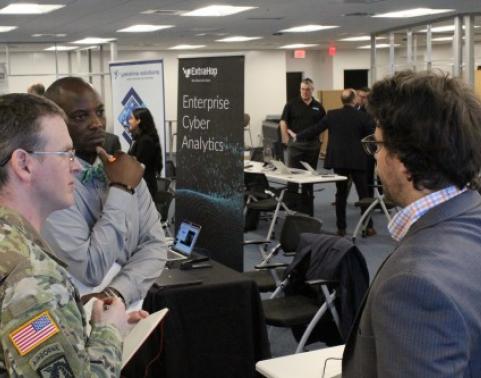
[45,77,106,159]
[341,89,356,106]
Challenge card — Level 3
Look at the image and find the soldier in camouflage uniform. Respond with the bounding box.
[0,94,142,377]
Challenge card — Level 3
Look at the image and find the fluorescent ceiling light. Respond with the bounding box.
[32,33,66,37]
[182,5,256,17]
[72,37,116,44]
[373,8,453,18]
[0,26,17,32]
[117,24,174,33]
[339,36,386,42]
[280,43,318,49]
[0,3,64,14]
[44,45,77,51]
[280,25,338,33]
[358,43,400,49]
[431,37,454,42]
[216,36,261,42]
[169,44,206,50]
[419,25,480,33]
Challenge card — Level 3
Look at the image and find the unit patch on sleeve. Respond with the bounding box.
[8,311,60,356]
[38,356,74,378]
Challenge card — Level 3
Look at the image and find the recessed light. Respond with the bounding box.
[0,3,65,14]
[358,43,400,49]
[0,26,17,32]
[117,24,174,33]
[169,44,206,50]
[372,8,453,18]
[339,36,386,42]
[280,25,338,33]
[44,45,77,51]
[280,43,319,49]
[182,5,256,17]
[216,36,262,42]
[72,37,116,44]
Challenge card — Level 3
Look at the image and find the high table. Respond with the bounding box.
[123,260,271,378]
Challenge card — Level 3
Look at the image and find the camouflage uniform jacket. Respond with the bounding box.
[0,206,122,377]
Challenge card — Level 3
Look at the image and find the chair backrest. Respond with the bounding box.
[165,160,176,178]
[244,171,270,193]
[154,191,174,221]
[243,113,250,128]
[157,177,172,193]
[279,214,323,252]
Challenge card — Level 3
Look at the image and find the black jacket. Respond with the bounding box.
[285,233,370,341]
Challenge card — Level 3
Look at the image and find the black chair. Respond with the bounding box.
[259,233,369,353]
[244,214,323,292]
[165,160,176,180]
[156,177,173,193]
[244,171,285,234]
[154,190,174,236]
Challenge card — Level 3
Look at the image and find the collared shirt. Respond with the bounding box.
[388,185,467,241]
[42,157,167,305]
[281,96,326,136]
[0,205,122,377]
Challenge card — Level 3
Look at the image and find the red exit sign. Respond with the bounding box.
[294,49,306,59]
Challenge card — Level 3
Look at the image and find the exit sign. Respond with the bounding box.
[328,45,336,56]
[294,49,306,59]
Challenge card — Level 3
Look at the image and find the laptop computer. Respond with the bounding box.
[300,161,320,175]
[167,221,202,261]
[270,160,302,175]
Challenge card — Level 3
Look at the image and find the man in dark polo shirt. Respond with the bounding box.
[280,78,326,215]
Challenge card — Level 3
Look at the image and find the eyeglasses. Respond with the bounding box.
[361,134,384,156]
[0,149,76,167]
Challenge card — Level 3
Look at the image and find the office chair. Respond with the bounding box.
[244,113,254,148]
[352,175,396,242]
[244,171,292,239]
[259,233,369,353]
[157,177,174,194]
[244,213,323,292]
[154,190,174,236]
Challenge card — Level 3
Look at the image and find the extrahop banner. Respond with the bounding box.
[109,59,166,173]
[176,56,244,271]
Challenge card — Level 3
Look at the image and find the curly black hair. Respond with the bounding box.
[368,70,481,191]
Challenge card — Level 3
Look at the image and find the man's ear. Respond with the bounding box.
[9,149,34,183]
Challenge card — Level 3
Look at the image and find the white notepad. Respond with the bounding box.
[84,299,168,367]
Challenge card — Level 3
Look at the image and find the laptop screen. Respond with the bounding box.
[173,221,201,255]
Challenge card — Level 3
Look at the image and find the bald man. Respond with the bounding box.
[41,77,167,306]
[293,89,375,236]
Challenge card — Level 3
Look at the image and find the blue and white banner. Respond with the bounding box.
[109,59,166,173]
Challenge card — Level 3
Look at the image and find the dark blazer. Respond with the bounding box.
[103,132,121,155]
[128,133,162,197]
[343,190,481,377]
[297,105,373,170]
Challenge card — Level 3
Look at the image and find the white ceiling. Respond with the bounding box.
[0,0,480,51]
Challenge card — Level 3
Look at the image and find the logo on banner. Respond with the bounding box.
[182,66,218,82]
[117,88,146,145]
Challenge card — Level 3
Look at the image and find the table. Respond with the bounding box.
[123,260,271,378]
[256,345,344,378]
[244,160,347,185]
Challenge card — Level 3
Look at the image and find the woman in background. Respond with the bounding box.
[128,107,163,197]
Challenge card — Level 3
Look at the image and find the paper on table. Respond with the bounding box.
[83,299,168,368]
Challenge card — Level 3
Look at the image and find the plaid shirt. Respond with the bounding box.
[388,185,466,241]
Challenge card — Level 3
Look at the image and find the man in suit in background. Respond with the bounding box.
[293,88,374,236]
[343,71,481,377]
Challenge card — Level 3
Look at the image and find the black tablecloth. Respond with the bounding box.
[123,260,271,378]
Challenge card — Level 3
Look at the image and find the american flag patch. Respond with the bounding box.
[8,311,59,356]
